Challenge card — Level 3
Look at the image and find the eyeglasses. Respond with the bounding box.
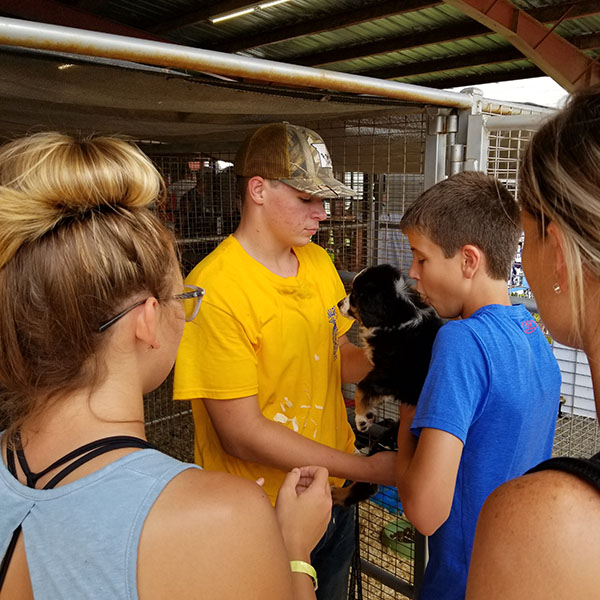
[98,285,205,333]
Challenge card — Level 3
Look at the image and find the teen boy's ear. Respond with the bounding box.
[247,176,267,206]
[460,244,482,279]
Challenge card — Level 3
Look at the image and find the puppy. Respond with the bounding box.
[338,263,442,432]
[331,417,399,508]
[332,264,442,507]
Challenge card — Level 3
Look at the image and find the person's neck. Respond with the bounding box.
[233,226,299,278]
[16,378,146,472]
[582,307,600,414]
[461,278,512,319]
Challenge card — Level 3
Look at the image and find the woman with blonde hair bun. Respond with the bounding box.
[466,85,600,599]
[0,132,331,599]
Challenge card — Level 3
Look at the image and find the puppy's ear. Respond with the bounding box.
[358,287,390,327]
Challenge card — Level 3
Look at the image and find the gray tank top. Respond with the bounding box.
[0,438,198,598]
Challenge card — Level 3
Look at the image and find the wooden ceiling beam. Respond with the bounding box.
[352,31,596,79]
[531,0,600,23]
[444,0,600,90]
[572,32,600,51]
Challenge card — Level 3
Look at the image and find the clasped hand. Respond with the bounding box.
[274,466,332,559]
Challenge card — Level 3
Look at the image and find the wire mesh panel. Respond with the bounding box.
[315,114,427,600]
[308,114,426,279]
[151,155,239,276]
[486,127,534,198]
[552,344,600,458]
[356,500,415,600]
[143,154,239,463]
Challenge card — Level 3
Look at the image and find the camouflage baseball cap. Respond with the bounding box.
[234,122,358,198]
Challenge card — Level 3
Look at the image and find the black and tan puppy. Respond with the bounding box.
[338,264,442,432]
[332,264,442,507]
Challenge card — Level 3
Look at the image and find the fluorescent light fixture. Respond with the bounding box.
[209,0,292,23]
[209,7,255,23]
[259,0,291,8]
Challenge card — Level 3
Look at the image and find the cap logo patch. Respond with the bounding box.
[312,143,332,168]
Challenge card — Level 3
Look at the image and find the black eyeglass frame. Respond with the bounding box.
[98,285,205,333]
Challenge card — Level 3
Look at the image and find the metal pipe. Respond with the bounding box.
[0,16,474,110]
[484,114,551,131]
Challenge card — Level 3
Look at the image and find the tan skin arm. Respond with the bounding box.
[466,469,600,600]
[138,466,332,600]
[202,392,396,486]
[338,334,372,384]
[275,465,333,594]
[200,335,394,486]
[396,404,463,536]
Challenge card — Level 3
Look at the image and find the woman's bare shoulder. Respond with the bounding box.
[486,467,600,513]
[467,469,600,599]
[138,469,292,600]
[149,467,277,532]
[478,468,600,553]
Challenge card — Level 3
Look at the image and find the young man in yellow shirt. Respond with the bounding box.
[174,122,396,599]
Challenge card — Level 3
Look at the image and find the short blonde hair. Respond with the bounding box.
[0,132,176,440]
[519,85,600,341]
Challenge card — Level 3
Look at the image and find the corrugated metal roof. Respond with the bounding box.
[20,0,589,91]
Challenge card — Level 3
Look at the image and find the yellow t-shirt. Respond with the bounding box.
[173,235,355,502]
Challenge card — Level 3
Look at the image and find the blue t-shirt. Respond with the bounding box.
[411,304,561,600]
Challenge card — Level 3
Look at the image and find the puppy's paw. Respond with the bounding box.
[331,485,352,507]
[355,411,375,432]
[331,481,379,507]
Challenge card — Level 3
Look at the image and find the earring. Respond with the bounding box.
[553,283,561,294]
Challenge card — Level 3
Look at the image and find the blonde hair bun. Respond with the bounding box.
[0,132,164,269]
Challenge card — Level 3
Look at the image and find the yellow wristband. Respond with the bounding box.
[290,560,318,591]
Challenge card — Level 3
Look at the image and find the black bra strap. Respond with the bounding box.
[44,438,156,489]
[0,527,21,592]
[0,435,157,591]
[15,435,156,489]
[527,454,600,489]
[6,445,17,478]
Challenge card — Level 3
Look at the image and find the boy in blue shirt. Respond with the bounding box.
[397,171,560,600]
